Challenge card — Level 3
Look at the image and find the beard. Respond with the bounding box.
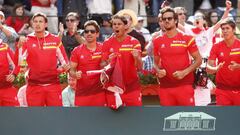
[164,25,174,31]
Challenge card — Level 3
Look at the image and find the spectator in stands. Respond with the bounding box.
[193,0,215,13]
[117,9,146,51]
[206,10,219,27]
[0,40,19,106]
[70,20,106,106]
[86,0,112,27]
[98,14,113,43]
[62,0,88,29]
[171,0,193,16]
[151,0,164,21]
[135,16,151,43]
[207,19,240,105]
[112,0,124,14]
[30,0,58,34]
[58,12,85,58]
[207,10,223,45]
[174,7,194,30]
[179,0,231,58]
[5,3,30,34]
[0,11,18,51]
[124,0,147,27]
[215,0,237,20]
[13,12,69,106]
[153,7,202,106]
[62,75,76,107]
[17,18,34,36]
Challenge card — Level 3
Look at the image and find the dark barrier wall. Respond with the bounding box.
[0,107,239,135]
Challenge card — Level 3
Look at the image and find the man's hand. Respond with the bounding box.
[108,53,117,63]
[131,49,141,58]
[17,35,27,48]
[72,22,78,34]
[172,70,187,80]
[217,62,225,71]
[161,0,171,8]
[6,74,15,82]
[75,71,82,79]
[226,0,232,10]
[100,71,109,85]
[228,61,240,71]
[59,22,64,34]
[156,69,167,78]
[62,64,70,71]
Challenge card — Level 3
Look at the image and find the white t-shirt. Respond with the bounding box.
[86,0,112,14]
[186,27,214,58]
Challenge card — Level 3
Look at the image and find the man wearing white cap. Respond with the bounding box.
[0,11,18,51]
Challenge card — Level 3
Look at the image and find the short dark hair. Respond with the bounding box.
[84,20,100,32]
[111,14,128,25]
[32,12,48,23]
[160,7,178,26]
[220,18,236,30]
[66,12,80,21]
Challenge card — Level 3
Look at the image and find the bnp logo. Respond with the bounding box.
[163,112,216,131]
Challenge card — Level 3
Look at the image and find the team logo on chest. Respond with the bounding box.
[220,52,224,57]
[80,55,84,59]
[110,48,114,53]
[161,44,165,48]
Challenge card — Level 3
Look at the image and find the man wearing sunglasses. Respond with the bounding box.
[70,20,106,106]
[59,12,85,58]
[153,7,202,106]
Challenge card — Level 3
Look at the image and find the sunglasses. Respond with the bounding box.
[65,19,76,22]
[162,17,174,21]
[84,29,97,34]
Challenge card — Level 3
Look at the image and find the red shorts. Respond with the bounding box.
[26,83,62,106]
[158,85,195,106]
[215,88,240,106]
[105,89,142,108]
[0,86,19,106]
[75,92,106,106]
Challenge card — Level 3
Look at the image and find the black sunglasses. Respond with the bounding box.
[162,17,174,21]
[84,30,97,34]
[65,19,76,22]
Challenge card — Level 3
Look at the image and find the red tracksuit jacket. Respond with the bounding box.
[14,32,69,85]
[0,42,15,88]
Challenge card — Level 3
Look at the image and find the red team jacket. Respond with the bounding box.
[102,35,142,93]
[0,42,16,88]
[70,43,103,96]
[14,32,68,85]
